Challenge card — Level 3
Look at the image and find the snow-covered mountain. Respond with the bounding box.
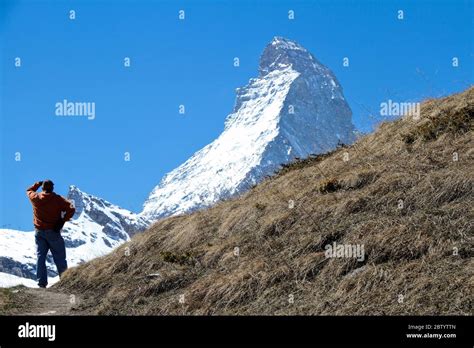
[0,186,148,285]
[141,36,355,220]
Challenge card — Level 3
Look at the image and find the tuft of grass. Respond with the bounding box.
[275,152,334,176]
[0,288,13,314]
[160,251,195,266]
[317,178,342,194]
[401,133,415,144]
[0,286,30,315]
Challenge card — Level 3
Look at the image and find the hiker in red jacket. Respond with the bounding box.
[27,180,75,288]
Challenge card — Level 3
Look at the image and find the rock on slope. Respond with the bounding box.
[58,87,473,315]
[141,36,355,220]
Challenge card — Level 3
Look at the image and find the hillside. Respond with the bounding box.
[53,87,474,315]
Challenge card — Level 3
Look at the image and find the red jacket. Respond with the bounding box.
[27,182,76,230]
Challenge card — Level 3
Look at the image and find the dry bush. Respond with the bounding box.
[317,178,342,193]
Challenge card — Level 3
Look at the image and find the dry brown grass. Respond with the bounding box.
[0,286,33,315]
[57,87,474,315]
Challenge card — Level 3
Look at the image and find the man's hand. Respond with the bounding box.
[54,219,66,233]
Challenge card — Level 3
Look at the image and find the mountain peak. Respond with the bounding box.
[270,36,306,51]
[66,185,91,217]
[66,185,148,239]
[259,36,319,76]
[68,185,82,195]
[141,38,355,221]
[67,185,93,199]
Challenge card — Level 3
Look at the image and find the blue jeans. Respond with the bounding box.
[35,229,68,287]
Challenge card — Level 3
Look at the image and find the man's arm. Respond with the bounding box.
[26,181,43,202]
[54,197,76,232]
[61,197,76,222]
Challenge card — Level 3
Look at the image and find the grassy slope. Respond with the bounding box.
[57,87,474,315]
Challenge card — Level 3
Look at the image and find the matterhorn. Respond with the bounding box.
[141,36,355,220]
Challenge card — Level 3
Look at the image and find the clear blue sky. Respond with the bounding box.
[0,0,472,230]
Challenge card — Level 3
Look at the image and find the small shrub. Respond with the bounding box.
[161,251,194,266]
[317,178,342,194]
[401,133,415,144]
[336,140,348,149]
[275,152,334,176]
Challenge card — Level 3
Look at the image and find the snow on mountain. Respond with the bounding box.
[0,229,37,281]
[0,186,148,287]
[141,36,355,220]
[0,272,38,288]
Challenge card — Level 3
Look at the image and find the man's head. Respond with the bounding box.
[42,180,54,193]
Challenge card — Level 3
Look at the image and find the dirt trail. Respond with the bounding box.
[7,287,82,315]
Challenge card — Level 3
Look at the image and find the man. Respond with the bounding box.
[26,180,75,288]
